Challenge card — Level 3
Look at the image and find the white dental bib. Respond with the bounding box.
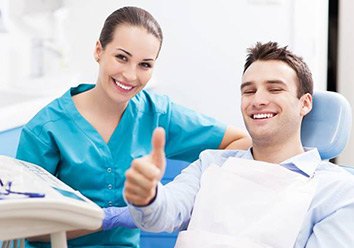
[175,157,318,248]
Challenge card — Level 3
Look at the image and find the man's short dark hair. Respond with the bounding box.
[244,41,313,98]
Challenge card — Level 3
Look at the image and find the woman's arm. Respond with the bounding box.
[28,206,137,242]
[218,125,251,150]
[27,229,100,242]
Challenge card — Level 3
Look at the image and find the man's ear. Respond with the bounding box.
[94,40,103,62]
[300,93,313,116]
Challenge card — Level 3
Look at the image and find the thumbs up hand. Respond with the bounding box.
[124,128,166,206]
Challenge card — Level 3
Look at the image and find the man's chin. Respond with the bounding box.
[250,132,275,144]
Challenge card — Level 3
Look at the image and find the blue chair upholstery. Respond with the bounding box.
[301,90,352,160]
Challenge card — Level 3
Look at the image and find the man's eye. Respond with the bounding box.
[270,88,283,93]
[242,90,256,95]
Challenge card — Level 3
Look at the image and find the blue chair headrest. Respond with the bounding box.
[301,91,352,160]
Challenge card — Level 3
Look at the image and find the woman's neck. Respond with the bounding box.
[72,84,128,143]
[84,84,127,118]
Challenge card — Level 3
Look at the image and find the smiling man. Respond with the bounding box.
[124,42,354,247]
[240,56,312,164]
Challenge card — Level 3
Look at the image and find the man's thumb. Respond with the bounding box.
[151,127,166,171]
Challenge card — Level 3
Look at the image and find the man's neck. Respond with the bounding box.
[251,140,305,164]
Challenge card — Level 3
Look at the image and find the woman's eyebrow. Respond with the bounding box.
[116,48,155,61]
[116,48,132,56]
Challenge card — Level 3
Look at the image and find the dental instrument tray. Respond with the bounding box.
[0,155,103,247]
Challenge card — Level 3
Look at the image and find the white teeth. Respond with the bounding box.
[253,113,274,119]
[114,79,133,90]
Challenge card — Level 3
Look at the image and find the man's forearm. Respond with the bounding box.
[128,166,200,233]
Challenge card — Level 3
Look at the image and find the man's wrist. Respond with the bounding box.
[132,186,158,207]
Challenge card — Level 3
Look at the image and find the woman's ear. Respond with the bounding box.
[94,41,103,62]
[300,93,313,116]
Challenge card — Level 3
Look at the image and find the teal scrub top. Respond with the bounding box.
[16,84,226,248]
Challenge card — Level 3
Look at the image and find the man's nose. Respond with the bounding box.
[252,91,270,107]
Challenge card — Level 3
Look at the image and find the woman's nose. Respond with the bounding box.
[122,65,137,82]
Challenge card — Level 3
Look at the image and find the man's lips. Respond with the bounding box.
[251,113,276,119]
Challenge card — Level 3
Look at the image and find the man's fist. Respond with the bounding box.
[124,128,166,206]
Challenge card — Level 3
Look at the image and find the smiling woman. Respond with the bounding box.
[72,23,161,143]
[14,6,251,248]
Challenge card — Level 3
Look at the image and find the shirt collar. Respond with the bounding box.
[281,148,321,177]
[238,149,254,160]
[240,147,321,177]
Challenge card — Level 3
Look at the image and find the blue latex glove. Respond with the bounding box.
[102,206,137,230]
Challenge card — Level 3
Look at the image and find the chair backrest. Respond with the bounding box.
[301,90,352,160]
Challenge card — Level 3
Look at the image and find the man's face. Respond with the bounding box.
[240,60,312,145]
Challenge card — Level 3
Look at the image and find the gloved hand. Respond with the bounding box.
[102,206,137,230]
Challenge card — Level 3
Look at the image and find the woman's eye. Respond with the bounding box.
[140,62,152,69]
[116,54,128,62]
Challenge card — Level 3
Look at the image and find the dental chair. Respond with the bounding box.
[301,90,352,160]
[140,90,353,248]
[0,91,352,248]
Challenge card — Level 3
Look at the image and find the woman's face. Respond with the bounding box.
[95,24,161,104]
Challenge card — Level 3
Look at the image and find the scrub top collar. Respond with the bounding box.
[239,147,321,178]
[62,84,133,149]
